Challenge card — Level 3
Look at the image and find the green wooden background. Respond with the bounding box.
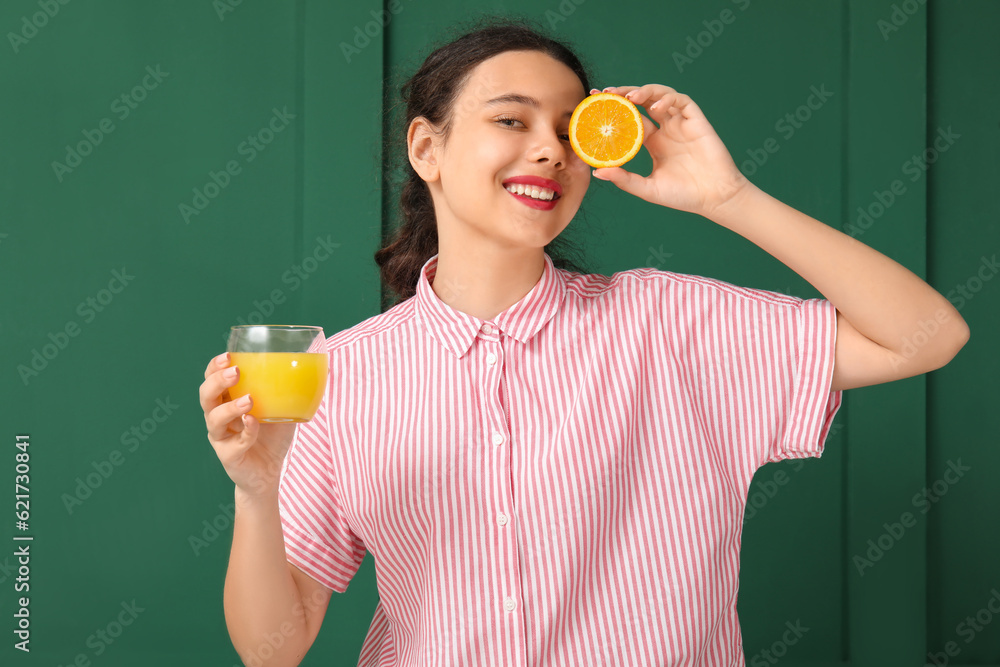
[1,1,997,665]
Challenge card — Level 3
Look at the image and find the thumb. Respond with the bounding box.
[593,167,648,198]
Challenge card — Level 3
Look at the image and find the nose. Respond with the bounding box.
[529,127,569,168]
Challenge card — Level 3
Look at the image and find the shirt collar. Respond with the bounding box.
[414,251,566,359]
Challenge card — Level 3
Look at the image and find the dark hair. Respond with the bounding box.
[375,14,598,309]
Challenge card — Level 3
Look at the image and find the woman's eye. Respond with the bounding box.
[496,117,570,141]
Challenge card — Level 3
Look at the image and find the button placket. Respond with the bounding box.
[477,323,522,626]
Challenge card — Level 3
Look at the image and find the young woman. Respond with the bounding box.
[200,17,969,667]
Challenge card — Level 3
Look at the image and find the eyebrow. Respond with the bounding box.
[484,93,575,118]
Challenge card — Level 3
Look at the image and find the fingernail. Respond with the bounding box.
[237,395,251,409]
[224,366,238,380]
[216,352,230,366]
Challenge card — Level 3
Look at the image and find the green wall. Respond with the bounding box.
[1,1,996,665]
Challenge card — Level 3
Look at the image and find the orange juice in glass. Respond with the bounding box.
[226,325,328,423]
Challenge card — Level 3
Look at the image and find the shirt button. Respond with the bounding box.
[486,352,497,365]
[492,432,504,446]
[481,323,493,334]
[504,597,516,612]
[497,513,509,526]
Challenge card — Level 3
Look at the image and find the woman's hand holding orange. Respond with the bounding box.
[588,85,752,218]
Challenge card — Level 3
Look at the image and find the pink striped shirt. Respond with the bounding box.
[278,251,843,666]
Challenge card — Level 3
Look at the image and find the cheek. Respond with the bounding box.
[471,138,518,174]
[568,151,591,174]
[569,162,592,195]
[444,138,501,193]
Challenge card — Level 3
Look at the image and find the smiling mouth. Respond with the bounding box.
[502,183,562,202]
[504,188,561,211]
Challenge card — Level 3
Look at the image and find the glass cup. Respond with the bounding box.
[226,325,329,423]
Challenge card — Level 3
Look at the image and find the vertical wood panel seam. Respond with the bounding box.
[295,0,305,309]
[921,2,932,653]
[380,0,391,315]
[839,0,852,661]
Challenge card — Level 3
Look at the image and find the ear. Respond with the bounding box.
[408,116,442,183]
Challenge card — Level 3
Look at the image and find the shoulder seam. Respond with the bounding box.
[324,300,417,354]
[619,267,809,307]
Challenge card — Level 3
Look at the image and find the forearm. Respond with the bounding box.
[705,183,969,365]
[224,486,308,667]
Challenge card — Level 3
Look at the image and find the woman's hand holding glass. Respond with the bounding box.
[199,352,298,498]
[201,325,328,497]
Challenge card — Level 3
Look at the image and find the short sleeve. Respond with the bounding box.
[676,278,843,477]
[764,296,843,463]
[277,353,366,593]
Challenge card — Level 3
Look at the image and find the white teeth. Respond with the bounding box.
[505,183,557,201]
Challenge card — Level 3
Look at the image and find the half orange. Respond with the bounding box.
[569,93,644,168]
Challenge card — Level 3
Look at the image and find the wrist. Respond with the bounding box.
[235,483,280,513]
[703,176,762,228]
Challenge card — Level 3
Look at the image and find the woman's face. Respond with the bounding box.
[418,50,591,252]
